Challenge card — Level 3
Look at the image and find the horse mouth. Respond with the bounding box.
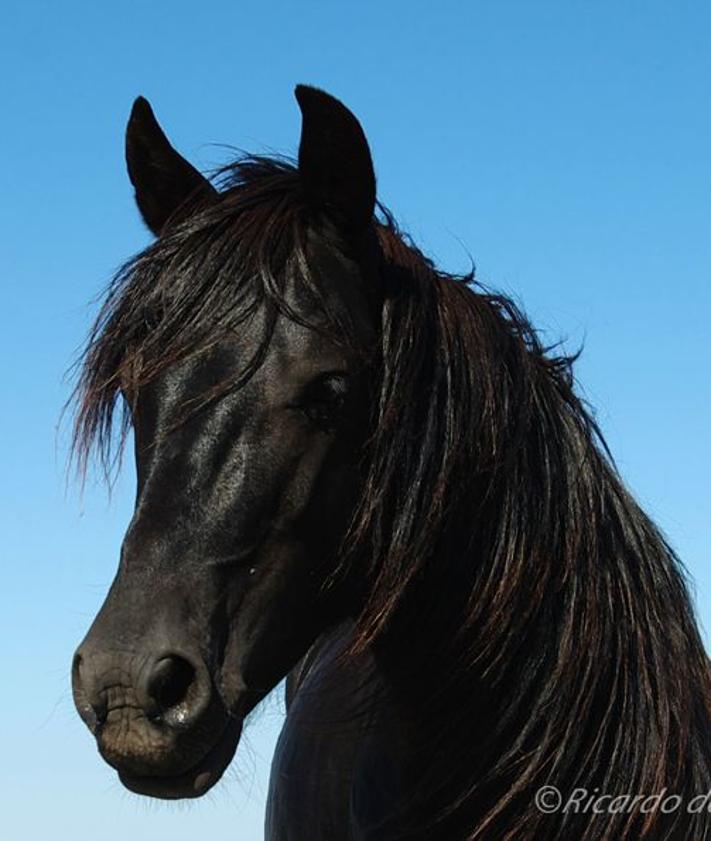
[117,718,243,800]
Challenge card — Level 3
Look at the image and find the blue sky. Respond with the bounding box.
[1,2,709,839]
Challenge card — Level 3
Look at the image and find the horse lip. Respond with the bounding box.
[117,717,243,800]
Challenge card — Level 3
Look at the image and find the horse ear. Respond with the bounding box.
[295,85,376,232]
[125,97,217,236]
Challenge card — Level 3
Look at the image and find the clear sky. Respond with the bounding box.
[1,2,709,840]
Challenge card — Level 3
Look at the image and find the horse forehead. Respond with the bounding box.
[267,318,350,372]
[140,319,347,421]
[138,226,377,415]
[302,225,379,338]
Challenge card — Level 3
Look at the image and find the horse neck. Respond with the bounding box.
[366,321,711,837]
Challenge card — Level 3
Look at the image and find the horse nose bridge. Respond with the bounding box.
[80,570,163,651]
[120,511,182,568]
[119,500,203,578]
[80,573,199,660]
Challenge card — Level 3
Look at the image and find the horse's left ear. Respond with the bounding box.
[295,85,376,232]
[125,97,217,236]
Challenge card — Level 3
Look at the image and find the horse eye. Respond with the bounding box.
[298,374,350,432]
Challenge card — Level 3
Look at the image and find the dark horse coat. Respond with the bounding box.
[71,86,711,840]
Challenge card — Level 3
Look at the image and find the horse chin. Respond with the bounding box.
[117,718,243,800]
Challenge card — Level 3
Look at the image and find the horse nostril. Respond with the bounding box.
[145,655,197,717]
[71,650,107,730]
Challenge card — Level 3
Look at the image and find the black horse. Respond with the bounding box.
[71,86,711,840]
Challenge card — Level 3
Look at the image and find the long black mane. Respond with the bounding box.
[72,155,711,839]
[350,223,711,838]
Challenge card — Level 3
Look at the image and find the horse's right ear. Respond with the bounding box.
[295,85,376,233]
[125,97,217,236]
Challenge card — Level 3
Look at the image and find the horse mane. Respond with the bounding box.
[70,155,711,839]
[351,222,711,838]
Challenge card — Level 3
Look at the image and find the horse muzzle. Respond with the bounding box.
[72,643,245,798]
